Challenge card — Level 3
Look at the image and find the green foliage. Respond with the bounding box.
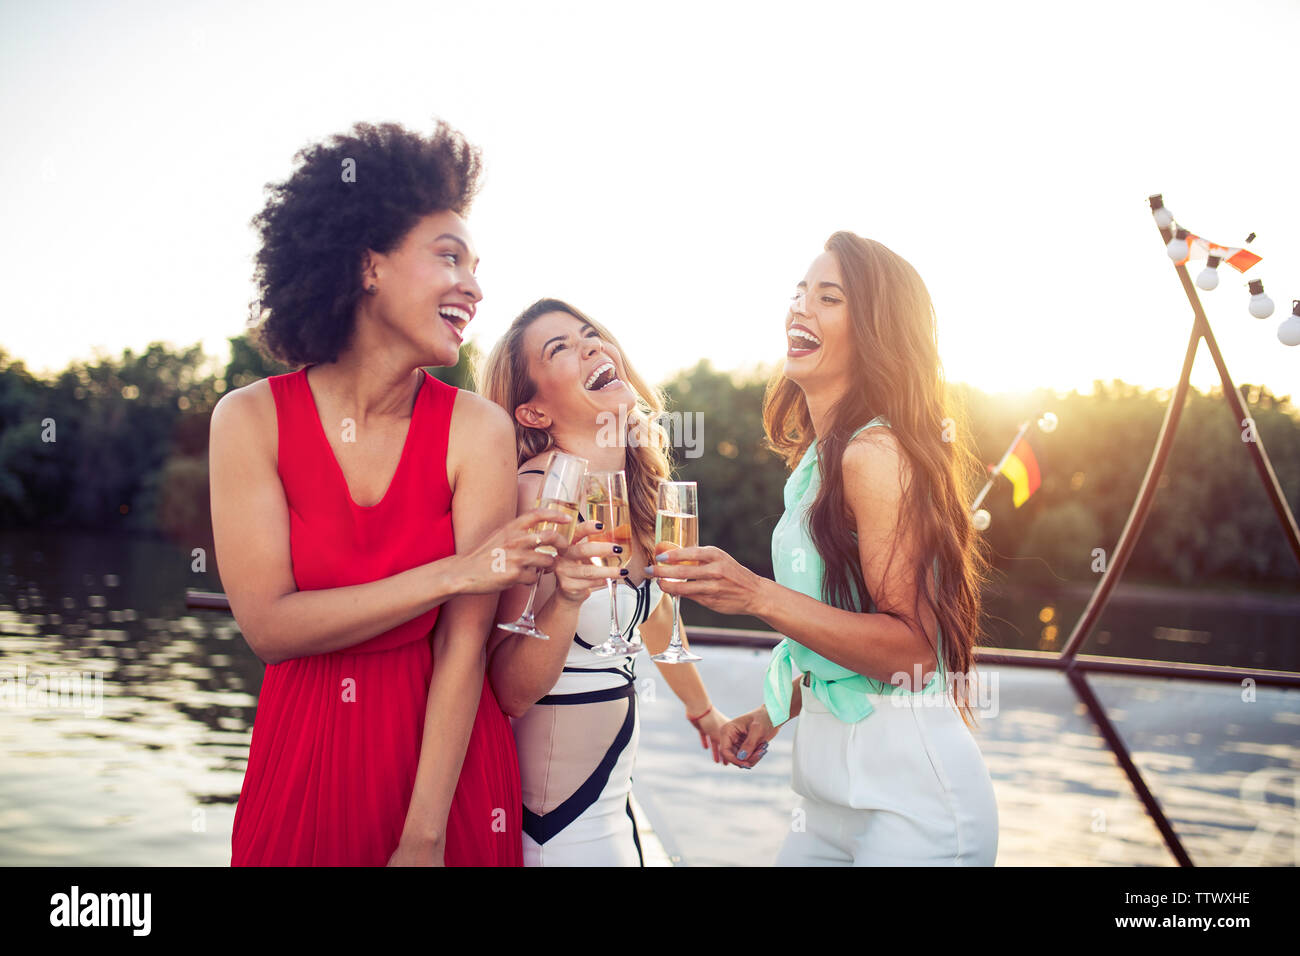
[0,343,217,536]
[1019,500,1106,584]
[425,339,481,392]
[660,360,786,579]
[0,341,1296,592]
[225,333,291,391]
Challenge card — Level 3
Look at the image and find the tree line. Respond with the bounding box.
[1,337,1296,592]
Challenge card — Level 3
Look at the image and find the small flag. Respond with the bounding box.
[1173,233,1262,272]
[998,437,1041,507]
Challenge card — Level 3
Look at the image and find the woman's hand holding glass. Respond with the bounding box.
[584,470,639,657]
[454,508,572,594]
[499,450,588,639]
[646,544,768,618]
[550,520,625,605]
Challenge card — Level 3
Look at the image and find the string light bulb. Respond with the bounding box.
[1247,279,1275,319]
[1166,227,1189,262]
[1279,301,1300,347]
[1196,255,1220,291]
[1148,194,1174,229]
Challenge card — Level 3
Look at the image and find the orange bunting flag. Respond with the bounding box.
[998,438,1041,508]
[1173,233,1262,272]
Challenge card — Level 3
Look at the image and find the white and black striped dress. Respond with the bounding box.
[509,482,664,866]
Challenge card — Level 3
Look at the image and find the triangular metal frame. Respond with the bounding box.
[1051,201,1300,865]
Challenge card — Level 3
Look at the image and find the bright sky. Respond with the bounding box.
[2,0,1297,400]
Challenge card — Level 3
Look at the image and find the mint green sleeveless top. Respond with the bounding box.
[763,418,944,726]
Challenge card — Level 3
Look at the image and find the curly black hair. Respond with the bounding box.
[249,119,483,367]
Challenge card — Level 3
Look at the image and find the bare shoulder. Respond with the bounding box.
[514,455,546,505]
[506,445,559,513]
[210,378,276,457]
[844,427,909,485]
[211,377,273,423]
[445,387,515,497]
[447,387,513,440]
[517,449,550,474]
[842,426,913,525]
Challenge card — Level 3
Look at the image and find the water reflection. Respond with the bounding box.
[1,530,1296,866]
[633,653,1300,866]
[0,531,251,864]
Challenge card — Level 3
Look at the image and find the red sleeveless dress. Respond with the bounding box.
[230,366,523,866]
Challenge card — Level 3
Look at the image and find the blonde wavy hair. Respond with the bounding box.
[475,298,673,558]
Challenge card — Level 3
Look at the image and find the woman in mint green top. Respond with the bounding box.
[647,231,999,865]
[765,417,946,728]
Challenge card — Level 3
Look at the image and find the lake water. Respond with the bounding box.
[1,530,1297,866]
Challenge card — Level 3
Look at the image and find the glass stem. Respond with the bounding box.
[606,578,621,639]
[518,576,541,624]
[668,594,682,649]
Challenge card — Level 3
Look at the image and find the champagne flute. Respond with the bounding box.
[652,480,702,663]
[585,470,641,657]
[498,450,587,640]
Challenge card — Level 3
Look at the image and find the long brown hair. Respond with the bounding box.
[763,232,992,727]
[476,298,672,559]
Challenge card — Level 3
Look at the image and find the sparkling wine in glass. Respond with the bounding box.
[585,470,640,657]
[498,450,587,639]
[652,481,702,663]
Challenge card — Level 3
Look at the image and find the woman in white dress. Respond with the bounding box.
[479,298,732,866]
[647,232,1000,866]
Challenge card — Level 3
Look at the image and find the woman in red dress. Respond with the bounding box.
[209,120,567,866]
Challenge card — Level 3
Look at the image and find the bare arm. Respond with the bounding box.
[637,590,737,763]
[209,382,465,664]
[753,430,939,685]
[745,583,933,687]
[650,431,938,688]
[488,475,573,717]
[488,476,621,718]
[638,592,710,715]
[393,395,520,859]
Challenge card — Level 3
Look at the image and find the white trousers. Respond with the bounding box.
[776,682,999,866]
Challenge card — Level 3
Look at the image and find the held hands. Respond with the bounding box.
[718,707,778,770]
[645,545,766,618]
[552,521,625,604]
[690,706,732,764]
[454,509,572,595]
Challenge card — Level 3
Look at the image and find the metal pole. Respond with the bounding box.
[1059,294,1201,660]
[1065,666,1195,866]
[969,476,996,515]
[1063,209,1300,661]
[1192,289,1300,571]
